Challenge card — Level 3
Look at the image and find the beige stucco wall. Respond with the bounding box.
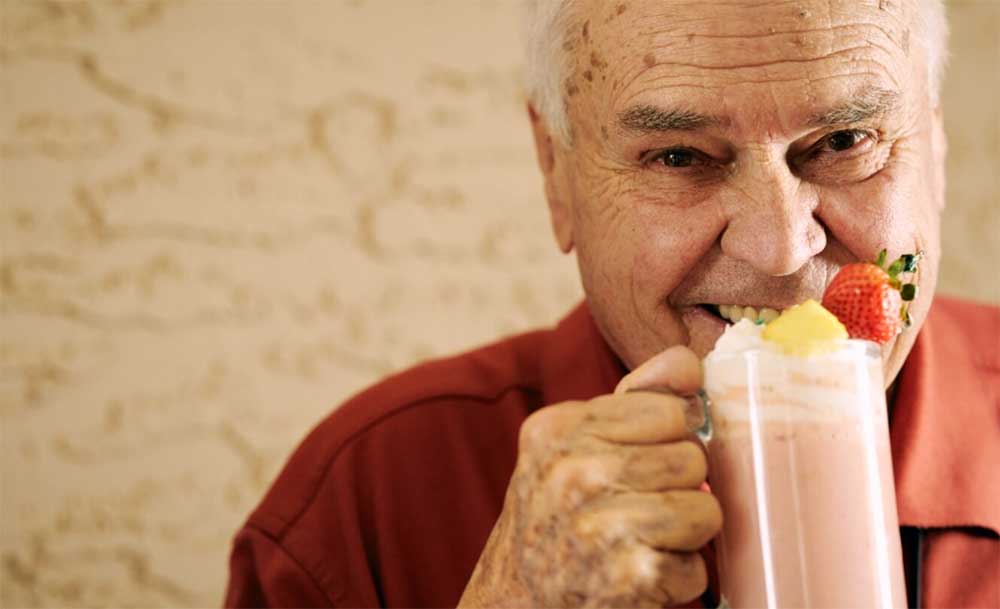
[1,1,996,606]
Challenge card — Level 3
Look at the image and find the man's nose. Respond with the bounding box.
[719,153,826,277]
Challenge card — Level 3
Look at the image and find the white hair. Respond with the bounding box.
[523,0,950,145]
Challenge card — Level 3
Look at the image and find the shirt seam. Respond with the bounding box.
[242,522,338,607]
[253,383,543,538]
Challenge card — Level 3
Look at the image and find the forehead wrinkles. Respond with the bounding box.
[569,0,918,124]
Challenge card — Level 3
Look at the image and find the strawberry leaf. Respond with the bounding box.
[875,249,888,268]
[887,259,905,279]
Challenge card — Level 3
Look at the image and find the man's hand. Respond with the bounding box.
[458,346,722,608]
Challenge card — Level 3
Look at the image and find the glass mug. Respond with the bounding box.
[692,340,907,609]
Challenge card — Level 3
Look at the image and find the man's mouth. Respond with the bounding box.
[700,303,784,325]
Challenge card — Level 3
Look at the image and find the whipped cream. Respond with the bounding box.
[709,319,770,356]
[705,320,882,422]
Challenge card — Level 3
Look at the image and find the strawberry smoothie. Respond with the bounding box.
[704,325,906,609]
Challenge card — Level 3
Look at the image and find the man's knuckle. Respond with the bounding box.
[569,509,603,541]
[546,454,608,508]
[627,547,706,607]
[628,546,661,586]
[519,404,573,451]
[622,443,702,489]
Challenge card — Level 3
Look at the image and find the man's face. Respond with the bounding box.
[535,0,945,384]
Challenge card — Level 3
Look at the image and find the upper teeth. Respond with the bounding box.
[718,304,781,324]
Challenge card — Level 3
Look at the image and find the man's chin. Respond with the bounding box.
[680,306,728,359]
[604,306,728,370]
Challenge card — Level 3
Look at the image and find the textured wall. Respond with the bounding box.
[1,1,996,607]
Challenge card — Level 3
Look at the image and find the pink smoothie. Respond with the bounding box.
[704,344,906,609]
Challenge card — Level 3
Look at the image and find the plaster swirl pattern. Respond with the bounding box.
[0,1,995,606]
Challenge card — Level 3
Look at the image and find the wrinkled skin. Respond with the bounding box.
[461,348,720,608]
[461,0,946,606]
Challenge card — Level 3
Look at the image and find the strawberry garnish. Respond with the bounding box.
[821,249,921,344]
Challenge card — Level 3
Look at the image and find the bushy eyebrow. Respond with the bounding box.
[616,87,900,135]
[616,105,718,133]
[808,87,901,127]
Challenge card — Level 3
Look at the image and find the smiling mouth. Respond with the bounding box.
[700,303,785,324]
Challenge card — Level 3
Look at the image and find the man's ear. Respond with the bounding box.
[930,103,948,211]
[528,103,574,253]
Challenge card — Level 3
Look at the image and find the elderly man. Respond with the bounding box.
[226,1,998,607]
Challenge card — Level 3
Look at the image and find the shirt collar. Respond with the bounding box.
[540,301,627,407]
[890,296,1000,534]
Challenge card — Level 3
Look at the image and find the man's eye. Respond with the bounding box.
[793,128,886,184]
[824,130,866,152]
[654,148,696,167]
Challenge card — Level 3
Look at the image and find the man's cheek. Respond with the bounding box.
[817,172,924,261]
[631,231,696,302]
[572,178,633,240]
[644,203,724,269]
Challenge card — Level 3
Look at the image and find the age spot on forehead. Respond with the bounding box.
[565,78,580,98]
[643,53,656,68]
[604,2,627,23]
[582,19,590,42]
[590,51,608,70]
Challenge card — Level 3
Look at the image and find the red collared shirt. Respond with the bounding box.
[891,297,1000,608]
[225,296,999,608]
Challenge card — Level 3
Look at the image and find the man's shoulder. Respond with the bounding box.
[927,294,1000,371]
[243,323,556,537]
[341,325,551,419]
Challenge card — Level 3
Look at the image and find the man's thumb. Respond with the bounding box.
[614,345,703,395]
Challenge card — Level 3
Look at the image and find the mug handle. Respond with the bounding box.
[687,389,726,609]
[686,388,714,443]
